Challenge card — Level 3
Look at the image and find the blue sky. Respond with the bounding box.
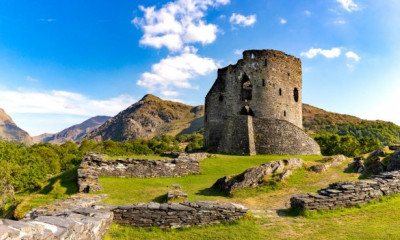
[0,0,399,135]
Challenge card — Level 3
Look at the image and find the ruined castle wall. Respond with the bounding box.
[113,201,247,229]
[253,118,321,155]
[217,116,256,155]
[291,171,400,211]
[78,152,202,193]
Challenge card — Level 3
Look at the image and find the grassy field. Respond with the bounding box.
[15,153,400,239]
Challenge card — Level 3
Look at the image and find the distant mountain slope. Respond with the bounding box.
[85,94,204,142]
[303,104,400,144]
[85,94,400,145]
[34,116,111,144]
[0,108,33,145]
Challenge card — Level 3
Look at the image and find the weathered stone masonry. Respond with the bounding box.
[291,170,400,210]
[78,152,203,193]
[0,194,112,240]
[204,49,320,155]
[112,201,247,229]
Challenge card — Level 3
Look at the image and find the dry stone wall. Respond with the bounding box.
[291,170,400,210]
[0,194,112,240]
[113,201,247,229]
[78,152,202,193]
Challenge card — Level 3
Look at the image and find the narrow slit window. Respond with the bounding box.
[284,111,287,117]
[279,88,282,96]
[262,79,265,87]
[294,88,299,102]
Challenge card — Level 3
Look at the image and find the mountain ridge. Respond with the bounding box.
[33,116,111,145]
[0,108,33,145]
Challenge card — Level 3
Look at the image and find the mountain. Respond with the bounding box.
[0,108,33,145]
[302,104,400,144]
[85,94,400,145]
[85,94,204,142]
[33,116,111,145]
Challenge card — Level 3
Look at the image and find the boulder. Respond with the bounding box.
[212,158,304,193]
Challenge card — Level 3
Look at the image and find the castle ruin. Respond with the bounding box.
[204,49,321,155]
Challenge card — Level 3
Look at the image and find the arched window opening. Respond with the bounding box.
[287,73,290,77]
[251,53,255,59]
[240,106,255,116]
[294,88,299,102]
[284,111,287,117]
[279,88,282,96]
[219,95,223,102]
[241,73,252,101]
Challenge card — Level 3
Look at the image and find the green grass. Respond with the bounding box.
[97,154,326,206]
[102,155,172,161]
[18,153,400,239]
[13,168,78,219]
[105,194,400,240]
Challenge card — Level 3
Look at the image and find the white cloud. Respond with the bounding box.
[0,89,135,117]
[346,51,360,61]
[138,47,218,96]
[334,19,346,25]
[26,76,38,83]
[304,10,311,16]
[336,0,360,12]
[133,0,229,51]
[300,47,342,59]
[234,49,243,55]
[280,18,287,24]
[229,13,256,27]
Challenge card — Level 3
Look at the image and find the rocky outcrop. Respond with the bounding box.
[0,194,112,240]
[309,155,346,173]
[78,152,204,193]
[212,158,304,193]
[290,170,400,211]
[0,108,33,145]
[113,201,247,229]
[349,146,400,174]
[33,116,111,144]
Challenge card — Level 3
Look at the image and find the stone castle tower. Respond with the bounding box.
[204,49,320,155]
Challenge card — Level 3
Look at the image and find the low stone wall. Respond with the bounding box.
[290,170,400,210]
[78,152,202,192]
[113,201,247,228]
[0,194,112,240]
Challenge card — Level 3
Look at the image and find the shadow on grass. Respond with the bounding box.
[195,187,230,197]
[152,194,167,203]
[39,168,78,195]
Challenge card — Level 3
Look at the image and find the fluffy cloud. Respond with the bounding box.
[280,18,287,24]
[300,47,342,59]
[336,0,360,12]
[138,47,218,96]
[229,13,256,27]
[346,51,360,61]
[0,89,135,117]
[133,0,229,51]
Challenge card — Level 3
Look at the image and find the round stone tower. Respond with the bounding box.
[204,49,320,155]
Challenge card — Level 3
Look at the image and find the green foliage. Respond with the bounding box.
[313,132,383,157]
[0,132,203,194]
[306,120,400,145]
